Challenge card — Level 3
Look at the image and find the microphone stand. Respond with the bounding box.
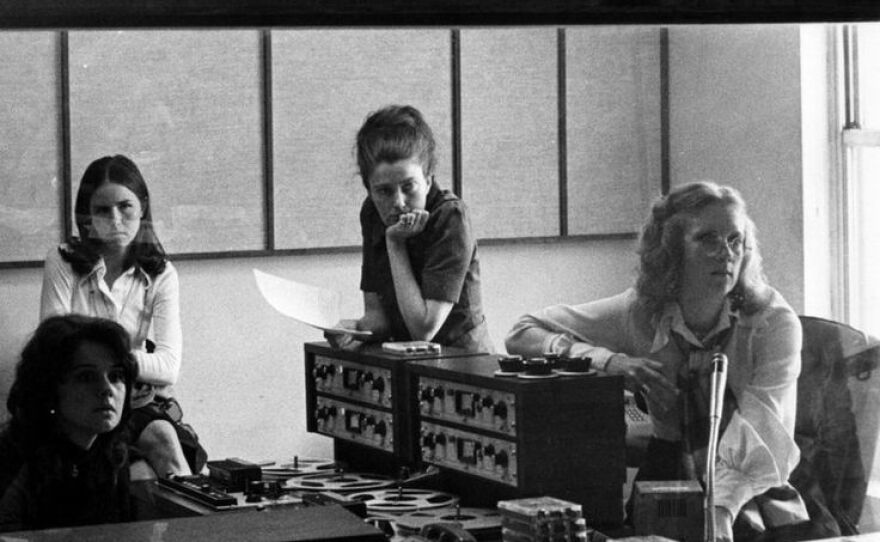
[705,353,728,542]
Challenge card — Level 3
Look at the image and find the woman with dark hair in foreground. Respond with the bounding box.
[0,314,138,531]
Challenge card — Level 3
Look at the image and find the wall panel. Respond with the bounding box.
[68,30,265,254]
[668,24,804,310]
[566,26,662,235]
[460,28,559,239]
[272,29,452,249]
[0,32,61,262]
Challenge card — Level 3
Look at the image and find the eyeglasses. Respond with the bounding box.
[694,232,744,257]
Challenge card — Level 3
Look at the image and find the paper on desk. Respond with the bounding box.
[253,268,371,338]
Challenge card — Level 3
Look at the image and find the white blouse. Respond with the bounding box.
[505,287,803,519]
[40,246,182,393]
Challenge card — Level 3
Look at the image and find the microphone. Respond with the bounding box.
[705,352,728,542]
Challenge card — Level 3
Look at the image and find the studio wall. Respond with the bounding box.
[0,24,810,462]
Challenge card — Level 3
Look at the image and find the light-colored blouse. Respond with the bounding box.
[505,287,802,518]
[40,246,182,393]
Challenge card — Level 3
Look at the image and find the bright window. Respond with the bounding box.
[842,23,880,338]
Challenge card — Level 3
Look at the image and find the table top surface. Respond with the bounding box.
[0,503,384,542]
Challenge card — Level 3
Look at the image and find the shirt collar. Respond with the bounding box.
[424,180,442,210]
[650,297,738,353]
[86,257,153,288]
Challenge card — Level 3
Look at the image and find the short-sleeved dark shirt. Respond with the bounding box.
[360,182,492,353]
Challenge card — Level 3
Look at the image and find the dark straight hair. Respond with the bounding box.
[63,154,167,277]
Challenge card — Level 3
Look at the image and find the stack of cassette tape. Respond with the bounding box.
[497,496,589,542]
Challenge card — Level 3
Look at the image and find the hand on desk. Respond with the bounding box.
[324,319,366,351]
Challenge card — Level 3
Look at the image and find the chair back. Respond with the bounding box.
[791,316,880,536]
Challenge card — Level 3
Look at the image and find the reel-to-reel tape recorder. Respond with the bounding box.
[280,468,504,541]
[144,342,626,541]
[152,455,497,541]
[304,342,628,529]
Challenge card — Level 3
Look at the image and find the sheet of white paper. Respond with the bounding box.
[252,268,367,337]
[253,268,341,329]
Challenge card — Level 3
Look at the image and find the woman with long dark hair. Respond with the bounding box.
[40,155,201,479]
[0,315,138,531]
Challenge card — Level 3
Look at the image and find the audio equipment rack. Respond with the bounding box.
[408,355,627,527]
[304,342,483,474]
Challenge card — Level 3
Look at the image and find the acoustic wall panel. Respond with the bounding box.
[272,29,452,249]
[68,30,265,254]
[460,28,559,240]
[0,32,61,262]
[566,27,662,236]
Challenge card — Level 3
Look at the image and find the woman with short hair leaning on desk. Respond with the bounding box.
[505,182,809,541]
[326,104,492,354]
[0,315,138,531]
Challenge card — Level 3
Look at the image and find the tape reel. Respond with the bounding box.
[262,457,336,478]
[394,506,502,533]
[348,488,460,513]
[283,471,394,492]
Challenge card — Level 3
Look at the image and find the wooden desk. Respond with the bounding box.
[0,504,385,542]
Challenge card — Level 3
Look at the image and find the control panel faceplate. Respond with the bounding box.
[314,396,394,452]
[420,421,517,486]
[418,377,517,435]
[313,355,393,408]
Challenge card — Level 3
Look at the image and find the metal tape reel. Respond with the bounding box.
[394,506,502,533]
[262,457,336,478]
[283,471,394,492]
[347,488,460,513]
